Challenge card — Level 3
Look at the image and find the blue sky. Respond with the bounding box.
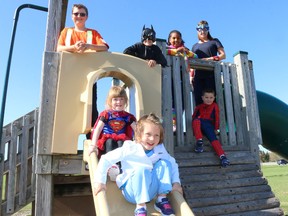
[1,0,288,126]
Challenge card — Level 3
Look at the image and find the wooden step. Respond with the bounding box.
[188,191,276,208]
[190,197,281,216]
[221,207,284,216]
[184,184,272,199]
[174,150,283,216]
[179,163,260,175]
[175,151,258,167]
[180,169,262,183]
[182,176,268,191]
[54,175,92,197]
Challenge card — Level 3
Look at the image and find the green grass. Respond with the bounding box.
[261,164,288,215]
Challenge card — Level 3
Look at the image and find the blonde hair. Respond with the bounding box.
[135,113,164,144]
[106,86,128,109]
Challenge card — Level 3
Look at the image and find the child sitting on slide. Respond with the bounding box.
[88,86,136,179]
[93,113,182,216]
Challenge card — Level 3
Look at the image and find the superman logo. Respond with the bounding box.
[108,120,125,133]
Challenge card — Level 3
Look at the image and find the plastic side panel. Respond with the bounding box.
[51,52,161,154]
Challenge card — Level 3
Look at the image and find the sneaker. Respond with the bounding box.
[154,198,175,216]
[220,155,230,167]
[108,164,120,181]
[134,207,147,216]
[194,140,204,153]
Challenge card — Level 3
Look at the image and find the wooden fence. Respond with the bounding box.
[0,109,38,215]
[157,39,262,164]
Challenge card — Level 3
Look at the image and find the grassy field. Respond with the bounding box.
[261,164,288,215]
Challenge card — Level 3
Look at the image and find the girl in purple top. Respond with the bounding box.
[192,20,226,105]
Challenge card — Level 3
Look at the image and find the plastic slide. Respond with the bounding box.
[257,91,288,159]
[83,140,194,216]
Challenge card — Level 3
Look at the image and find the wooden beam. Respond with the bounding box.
[35,0,68,215]
[44,0,68,51]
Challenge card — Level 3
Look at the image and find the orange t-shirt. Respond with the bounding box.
[58,27,109,48]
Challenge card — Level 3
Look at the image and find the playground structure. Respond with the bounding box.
[257,91,288,159]
[1,47,286,215]
[0,1,287,215]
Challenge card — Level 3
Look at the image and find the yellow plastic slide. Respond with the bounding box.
[83,140,194,216]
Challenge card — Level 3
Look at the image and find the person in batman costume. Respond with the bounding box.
[124,25,167,67]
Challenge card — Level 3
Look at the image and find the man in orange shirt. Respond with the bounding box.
[57,4,109,135]
[57,4,109,53]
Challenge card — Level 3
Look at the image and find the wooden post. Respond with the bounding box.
[233,52,250,147]
[6,121,18,213]
[181,59,193,147]
[162,65,174,154]
[156,39,174,154]
[214,63,228,146]
[229,63,246,147]
[35,0,67,215]
[44,0,68,52]
[233,51,261,167]
[35,52,60,216]
[18,115,30,206]
[172,56,184,146]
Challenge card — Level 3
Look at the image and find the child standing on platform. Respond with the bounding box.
[191,20,226,105]
[166,30,197,60]
[93,113,182,216]
[166,30,198,131]
[57,4,109,53]
[57,4,110,135]
[124,25,167,68]
[192,89,230,167]
[88,86,136,159]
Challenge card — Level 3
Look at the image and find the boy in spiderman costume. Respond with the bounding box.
[192,89,230,167]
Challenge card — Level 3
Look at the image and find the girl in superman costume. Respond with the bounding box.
[88,86,136,159]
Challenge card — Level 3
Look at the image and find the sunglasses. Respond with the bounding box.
[196,27,209,32]
[73,12,86,17]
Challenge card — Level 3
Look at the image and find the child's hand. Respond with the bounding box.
[88,144,98,156]
[172,182,183,195]
[93,183,106,196]
[74,41,87,53]
[147,59,156,67]
[176,47,186,53]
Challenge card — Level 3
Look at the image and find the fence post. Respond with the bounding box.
[233,51,261,167]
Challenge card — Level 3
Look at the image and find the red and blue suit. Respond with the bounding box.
[192,102,225,157]
[91,110,136,157]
